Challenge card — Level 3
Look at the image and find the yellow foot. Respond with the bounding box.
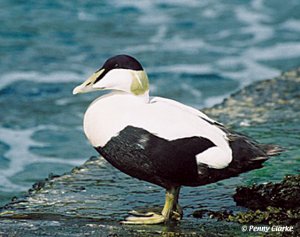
[121,211,165,225]
[121,187,183,225]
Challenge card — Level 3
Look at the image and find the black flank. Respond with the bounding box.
[95,126,215,189]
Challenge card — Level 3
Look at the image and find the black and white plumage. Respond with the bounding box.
[73,55,280,224]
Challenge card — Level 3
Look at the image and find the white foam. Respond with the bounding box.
[139,13,171,25]
[123,44,157,54]
[215,44,295,85]
[111,0,154,11]
[149,64,213,75]
[112,0,201,10]
[0,126,87,191]
[181,83,202,99]
[251,0,268,11]
[77,11,97,21]
[235,5,271,24]
[150,25,167,43]
[220,59,280,85]
[125,34,238,55]
[204,94,231,108]
[245,43,300,60]
[234,5,273,43]
[111,0,202,27]
[0,71,87,90]
[281,19,300,32]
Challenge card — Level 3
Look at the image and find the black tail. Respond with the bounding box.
[259,144,283,157]
[215,123,282,167]
[227,133,282,173]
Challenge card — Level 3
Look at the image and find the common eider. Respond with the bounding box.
[73,55,280,224]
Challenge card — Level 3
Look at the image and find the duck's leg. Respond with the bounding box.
[170,187,183,220]
[121,186,182,225]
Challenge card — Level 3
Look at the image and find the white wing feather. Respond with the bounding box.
[150,97,219,125]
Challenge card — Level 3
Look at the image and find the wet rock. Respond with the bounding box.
[232,175,300,234]
[233,175,300,211]
[203,67,300,127]
[193,175,300,236]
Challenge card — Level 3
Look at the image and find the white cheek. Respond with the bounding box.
[93,69,132,91]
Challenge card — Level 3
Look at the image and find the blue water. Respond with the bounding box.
[1,0,300,207]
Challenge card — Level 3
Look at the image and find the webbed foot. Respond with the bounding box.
[121,211,165,224]
[121,187,182,225]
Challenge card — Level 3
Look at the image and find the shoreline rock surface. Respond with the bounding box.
[193,175,299,236]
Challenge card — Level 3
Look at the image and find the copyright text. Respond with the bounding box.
[241,225,294,233]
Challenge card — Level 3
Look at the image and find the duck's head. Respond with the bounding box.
[73,55,149,96]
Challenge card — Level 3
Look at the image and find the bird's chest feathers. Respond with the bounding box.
[83,94,147,147]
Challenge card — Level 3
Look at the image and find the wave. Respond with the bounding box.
[0,126,87,192]
[0,71,88,91]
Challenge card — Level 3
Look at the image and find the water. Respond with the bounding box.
[0,0,300,216]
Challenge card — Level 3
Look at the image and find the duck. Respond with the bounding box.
[73,54,280,224]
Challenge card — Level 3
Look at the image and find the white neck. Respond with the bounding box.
[96,90,150,104]
[115,89,150,103]
[139,90,150,103]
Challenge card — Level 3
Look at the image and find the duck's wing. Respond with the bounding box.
[150,96,221,125]
[148,96,233,170]
[149,96,281,174]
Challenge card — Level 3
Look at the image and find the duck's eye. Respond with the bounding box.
[114,63,119,68]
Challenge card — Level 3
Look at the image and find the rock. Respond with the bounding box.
[231,175,300,235]
[203,67,300,127]
[193,175,300,235]
[233,175,300,211]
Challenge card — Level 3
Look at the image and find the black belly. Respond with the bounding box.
[95,126,215,189]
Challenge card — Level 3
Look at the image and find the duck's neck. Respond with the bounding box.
[138,90,150,103]
[109,90,150,103]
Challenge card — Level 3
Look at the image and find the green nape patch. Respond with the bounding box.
[130,71,149,95]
